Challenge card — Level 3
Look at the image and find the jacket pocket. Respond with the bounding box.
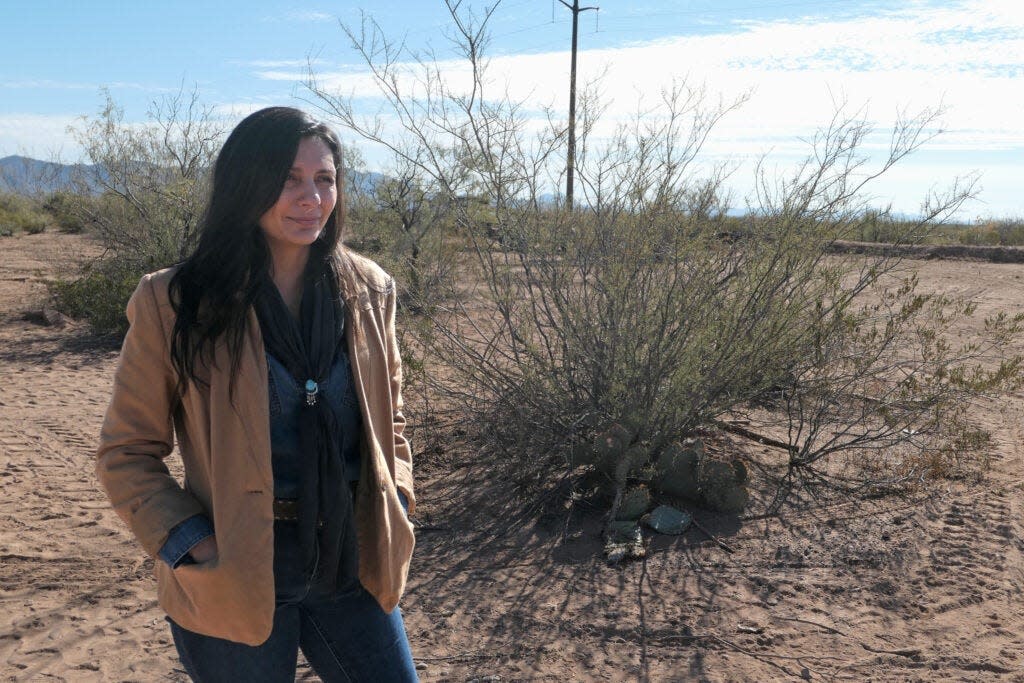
[156,550,274,646]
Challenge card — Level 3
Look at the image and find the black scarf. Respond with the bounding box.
[254,251,358,590]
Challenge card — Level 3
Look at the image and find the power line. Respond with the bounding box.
[489,0,857,51]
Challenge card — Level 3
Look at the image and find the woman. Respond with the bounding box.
[95,107,418,681]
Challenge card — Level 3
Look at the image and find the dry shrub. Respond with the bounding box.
[0,192,49,235]
[345,151,461,313]
[42,191,92,233]
[50,88,224,334]
[49,259,141,337]
[309,3,1023,515]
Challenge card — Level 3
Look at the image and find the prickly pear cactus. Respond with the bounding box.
[698,458,749,513]
[615,485,652,520]
[594,423,633,457]
[592,423,635,477]
[654,440,702,500]
[731,458,748,485]
[583,424,749,520]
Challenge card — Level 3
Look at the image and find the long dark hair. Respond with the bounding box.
[168,106,348,392]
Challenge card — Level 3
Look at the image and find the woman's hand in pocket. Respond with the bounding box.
[188,535,218,563]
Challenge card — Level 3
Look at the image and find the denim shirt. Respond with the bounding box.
[266,348,363,498]
[159,347,377,568]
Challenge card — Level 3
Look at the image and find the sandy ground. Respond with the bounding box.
[3,231,1024,682]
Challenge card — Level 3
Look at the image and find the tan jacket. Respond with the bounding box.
[96,253,415,646]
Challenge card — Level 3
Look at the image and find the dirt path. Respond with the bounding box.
[0,234,181,680]
[2,232,1024,682]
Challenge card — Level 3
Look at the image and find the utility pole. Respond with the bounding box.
[558,0,598,210]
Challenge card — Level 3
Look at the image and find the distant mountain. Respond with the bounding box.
[0,155,107,195]
[1,155,386,199]
[347,169,386,196]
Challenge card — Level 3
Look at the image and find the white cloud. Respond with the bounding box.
[231,58,326,69]
[0,114,85,160]
[279,0,1021,217]
[256,69,317,82]
[287,0,1022,141]
[289,10,334,22]
[262,10,335,23]
[208,100,299,124]
[0,79,168,92]
[210,102,273,118]
[0,79,98,91]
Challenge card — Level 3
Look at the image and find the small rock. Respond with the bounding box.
[605,521,644,561]
[415,661,428,670]
[800,666,811,679]
[604,543,628,563]
[42,307,65,327]
[644,505,692,535]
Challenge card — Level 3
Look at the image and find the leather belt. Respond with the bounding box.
[274,484,360,524]
[273,498,327,529]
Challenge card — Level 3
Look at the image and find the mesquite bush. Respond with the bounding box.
[309,1,1023,516]
[50,88,224,334]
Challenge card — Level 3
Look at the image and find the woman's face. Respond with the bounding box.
[258,136,338,256]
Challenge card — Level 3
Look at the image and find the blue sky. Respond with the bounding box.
[2,0,1021,219]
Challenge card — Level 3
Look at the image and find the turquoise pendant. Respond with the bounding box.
[305,379,319,406]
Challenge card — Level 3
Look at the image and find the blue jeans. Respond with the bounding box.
[168,521,418,682]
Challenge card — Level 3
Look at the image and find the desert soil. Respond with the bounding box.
[3,231,1024,682]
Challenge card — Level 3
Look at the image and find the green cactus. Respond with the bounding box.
[731,458,748,485]
[593,422,633,457]
[615,485,652,520]
[590,422,648,480]
[654,440,702,500]
[698,458,749,513]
